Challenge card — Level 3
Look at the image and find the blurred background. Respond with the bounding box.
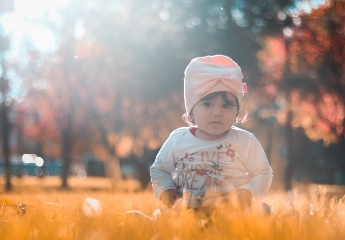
[0,0,344,192]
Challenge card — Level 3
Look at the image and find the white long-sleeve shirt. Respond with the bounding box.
[150,126,273,208]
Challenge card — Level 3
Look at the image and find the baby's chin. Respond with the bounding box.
[198,129,229,141]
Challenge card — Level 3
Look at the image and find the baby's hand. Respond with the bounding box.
[236,189,252,209]
[160,189,182,207]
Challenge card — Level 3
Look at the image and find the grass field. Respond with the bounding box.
[1,177,345,240]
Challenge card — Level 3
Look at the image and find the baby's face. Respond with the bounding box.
[191,92,237,141]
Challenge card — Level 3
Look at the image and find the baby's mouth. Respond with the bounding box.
[209,121,222,125]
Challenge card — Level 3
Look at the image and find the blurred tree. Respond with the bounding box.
[254,1,345,189]
[12,0,189,188]
[12,0,96,188]
[0,0,14,192]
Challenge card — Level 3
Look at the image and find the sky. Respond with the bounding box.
[2,0,72,53]
[1,0,71,99]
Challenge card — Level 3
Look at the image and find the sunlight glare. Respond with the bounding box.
[2,0,72,54]
[14,0,71,18]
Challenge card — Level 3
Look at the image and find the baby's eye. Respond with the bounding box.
[202,101,212,107]
[223,103,237,109]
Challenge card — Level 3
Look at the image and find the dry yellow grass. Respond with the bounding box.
[1,177,345,240]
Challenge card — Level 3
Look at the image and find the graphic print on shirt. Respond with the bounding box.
[225,143,235,158]
[174,142,240,195]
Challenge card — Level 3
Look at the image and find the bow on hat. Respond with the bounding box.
[192,70,243,97]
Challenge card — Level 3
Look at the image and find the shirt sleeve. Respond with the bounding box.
[150,131,178,200]
[238,134,273,199]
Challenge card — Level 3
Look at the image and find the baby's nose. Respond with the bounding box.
[211,105,223,115]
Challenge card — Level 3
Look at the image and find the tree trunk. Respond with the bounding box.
[336,119,345,184]
[1,99,11,192]
[93,91,123,190]
[60,23,75,189]
[60,82,74,189]
[266,121,275,163]
[284,109,294,191]
[106,155,121,190]
[61,121,72,189]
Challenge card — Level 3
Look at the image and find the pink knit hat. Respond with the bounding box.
[184,55,245,115]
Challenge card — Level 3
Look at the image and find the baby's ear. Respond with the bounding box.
[186,114,195,126]
[188,115,194,124]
